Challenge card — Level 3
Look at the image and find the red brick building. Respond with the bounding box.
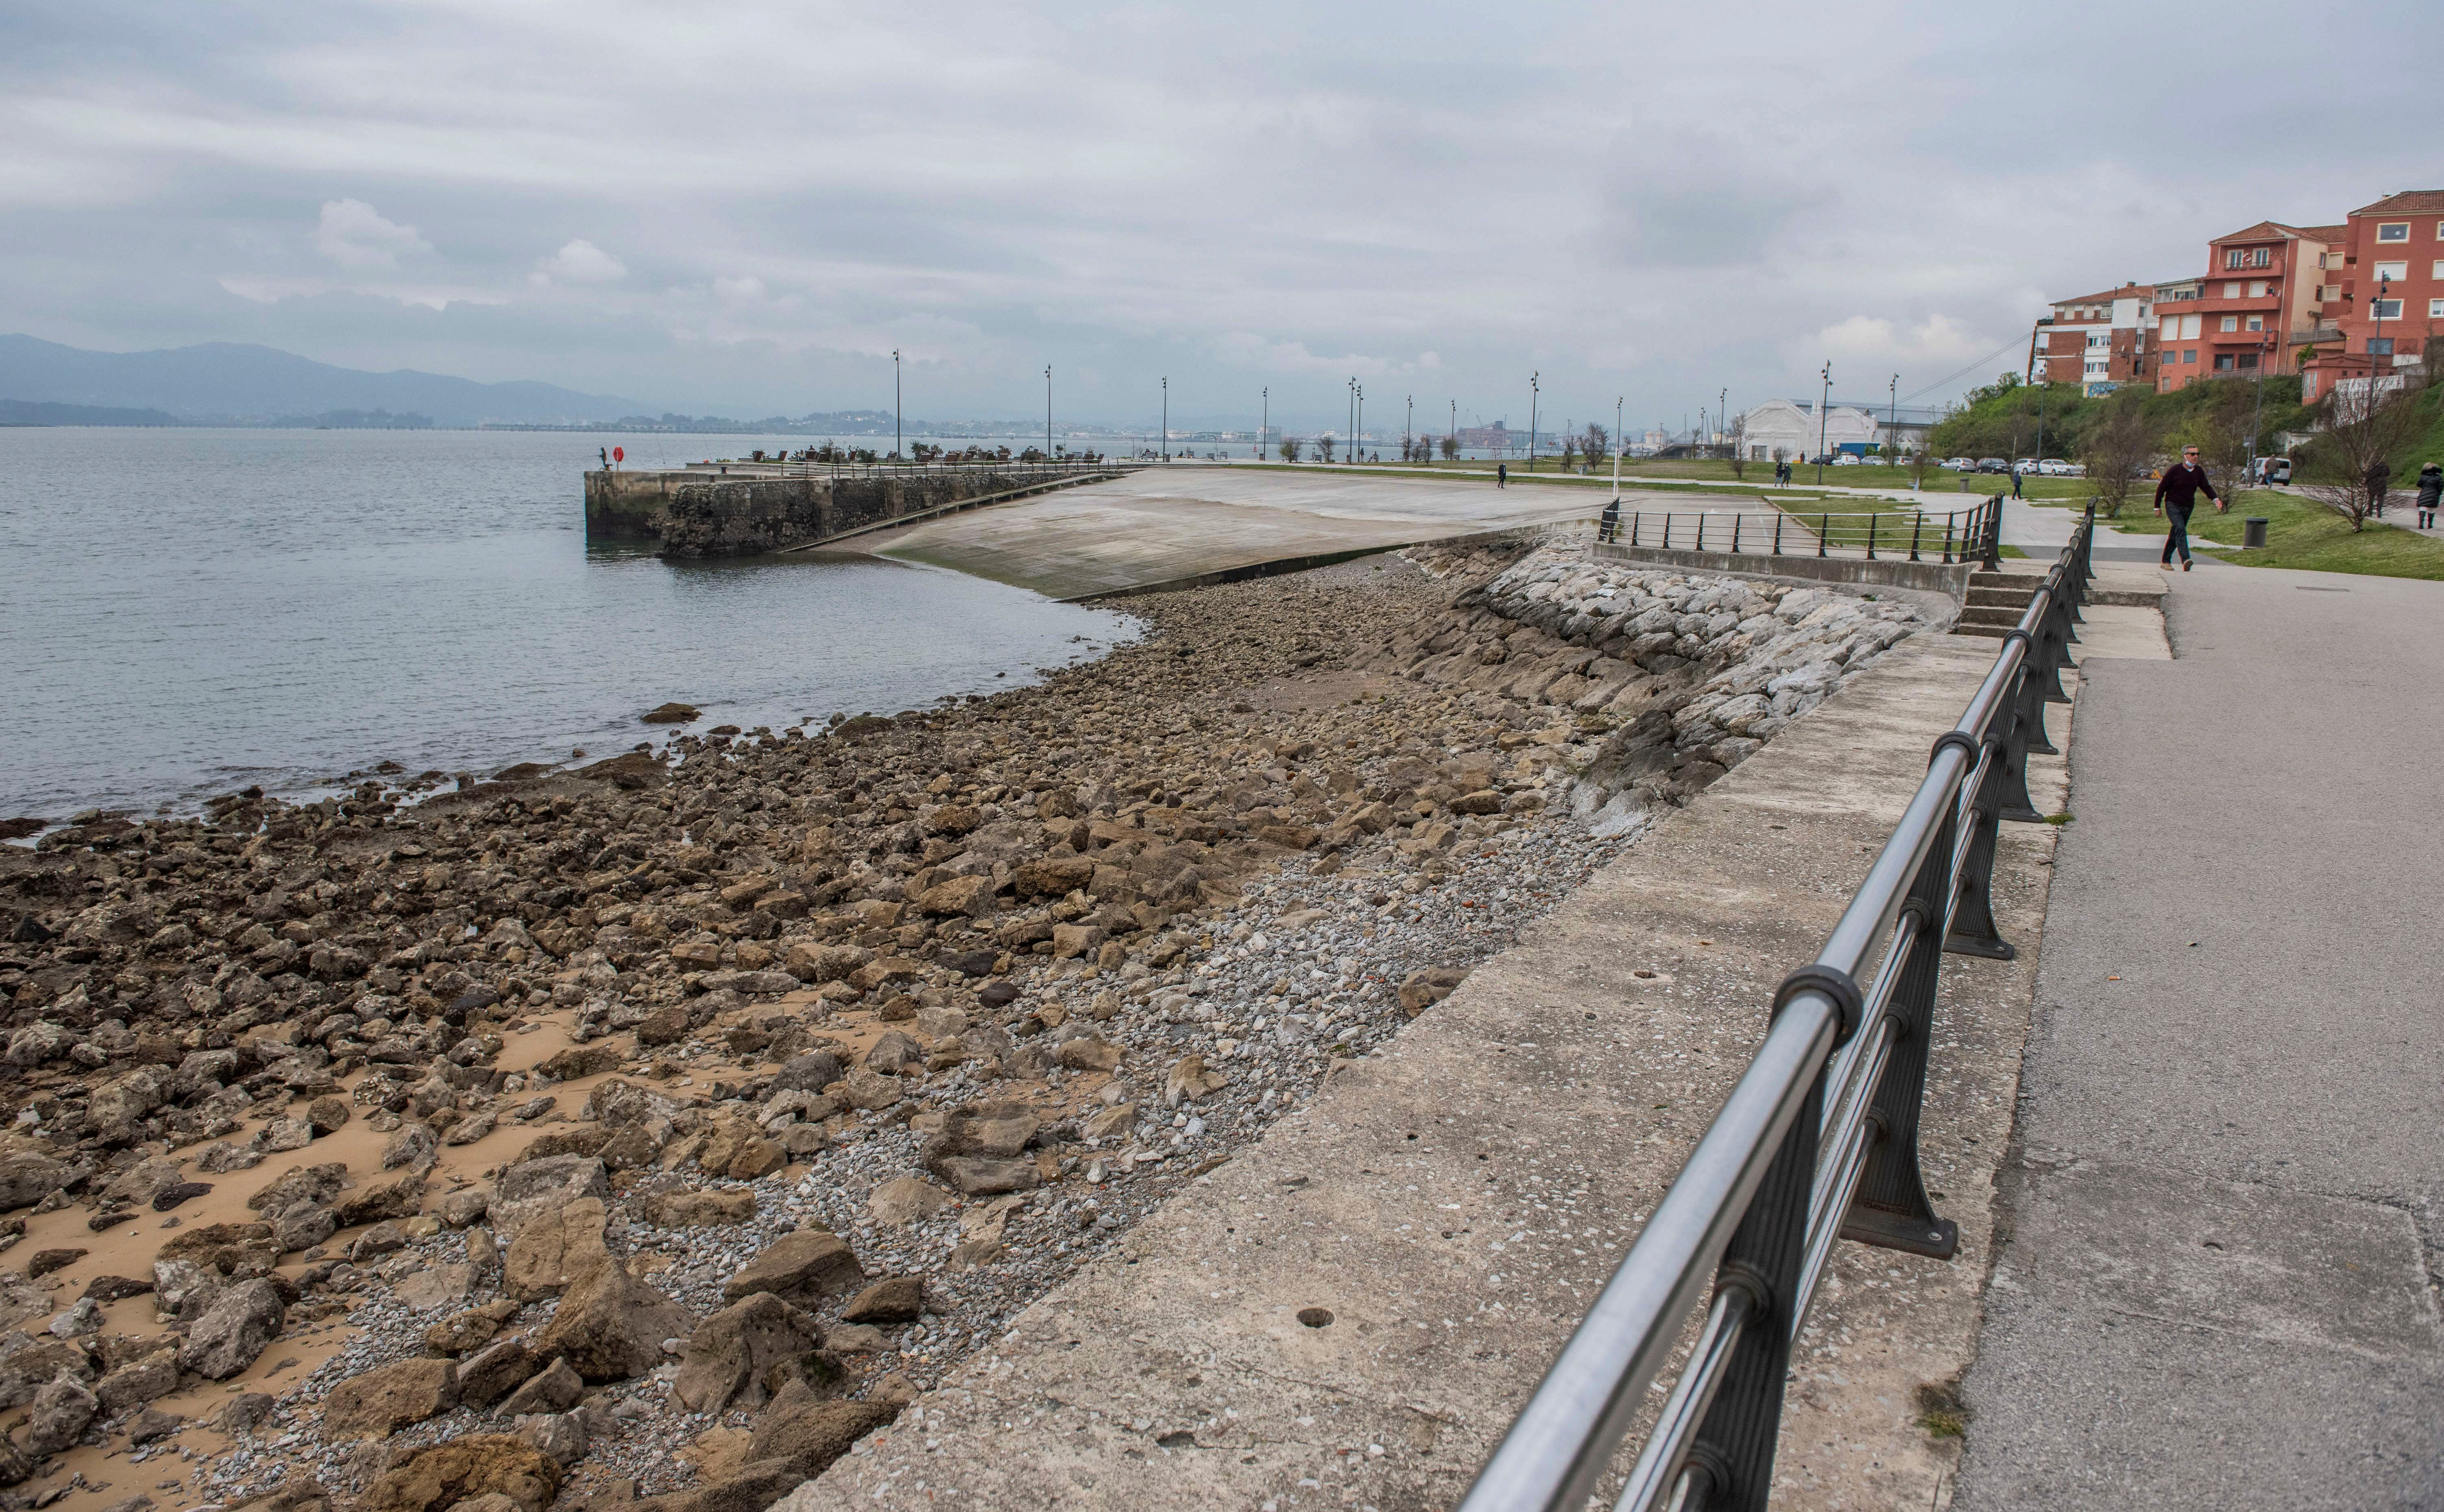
[2300,191,2444,403]
[2030,282,2161,391]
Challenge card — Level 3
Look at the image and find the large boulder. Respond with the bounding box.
[456,1337,543,1408]
[491,1155,609,1240]
[629,1386,898,1512]
[0,1154,68,1213]
[502,1197,609,1302]
[536,1260,691,1382]
[94,1349,180,1414]
[178,1278,286,1379]
[642,1189,756,1228]
[0,1337,95,1409]
[362,1435,561,1512]
[720,1230,865,1306]
[324,1357,459,1440]
[672,1293,828,1415]
[20,1372,97,1457]
[334,1170,426,1227]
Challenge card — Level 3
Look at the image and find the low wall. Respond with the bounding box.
[582,466,1116,558]
[1593,539,1976,594]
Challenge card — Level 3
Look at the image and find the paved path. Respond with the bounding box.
[1957,564,2444,1508]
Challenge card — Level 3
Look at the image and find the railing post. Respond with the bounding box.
[1842,756,1965,1259]
[1944,738,2018,960]
[1664,514,1672,550]
[1908,512,1923,562]
[1866,512,1877,560]
[1980,495,2003,570]
[1732,514,1742,555]
[1995,643,2046,823]
[1680,1050,1828,1511]
[1632,511,1642,546]
[1941,514,1955,565]
[1773,512,1783,555]
[1817,513,1829,558]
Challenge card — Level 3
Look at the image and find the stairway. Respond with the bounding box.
[1951,570,2050,638]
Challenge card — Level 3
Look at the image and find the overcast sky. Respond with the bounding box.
[4,0,2436,432]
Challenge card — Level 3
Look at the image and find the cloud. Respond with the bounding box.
[534,238,625,285]
[0,0,2439,422]
[312,198,430,269]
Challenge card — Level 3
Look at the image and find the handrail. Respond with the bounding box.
[1460,504,2094,1512]
[1584,498,2003,565]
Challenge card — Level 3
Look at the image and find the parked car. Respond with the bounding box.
[2037,459,2074,476]
[1943,456,1973,470]
[1976,458,2008,474]
[1832,454,1862,466]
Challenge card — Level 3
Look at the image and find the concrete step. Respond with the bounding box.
[1949,623,2012,639]
[1967,586,2039,609]
[1956,604,2026,628]
[1970,571,2049,592]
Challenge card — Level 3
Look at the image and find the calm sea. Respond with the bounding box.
[0,428,1136,819]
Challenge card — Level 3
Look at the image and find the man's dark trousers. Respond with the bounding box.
[2162,503,2194,566]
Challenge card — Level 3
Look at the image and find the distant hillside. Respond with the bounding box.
[0,398,182,427]
[0,334,643,427]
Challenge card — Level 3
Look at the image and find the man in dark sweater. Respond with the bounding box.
[2153,445,2224,571]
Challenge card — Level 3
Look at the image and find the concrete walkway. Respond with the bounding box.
[1957,564,2444,1508]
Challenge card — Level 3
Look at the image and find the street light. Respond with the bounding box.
[1815,360,1831,485]
[1161,377,1168,461]
[1888,373,1898,469]
[1611,395,1623,500]
[1346,377,1356,465]
[893,348,902,465]
[1044,365,1052,461]
[1406,394,1413,464]
[1529,371,1539,473]
[1260,387,1268,462]
[1355,383,1363,463]
[1450,398,1457,460]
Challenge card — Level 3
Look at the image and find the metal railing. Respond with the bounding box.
[1458,506,2095,1512]
[1601,498,2002,566]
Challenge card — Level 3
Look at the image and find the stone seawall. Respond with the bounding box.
[583,466,1107,558]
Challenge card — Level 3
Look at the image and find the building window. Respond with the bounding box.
[2160,315,2177,337]
[2369,338,2395,356]
[2184,350,2197,364]
[2431,299,2444,319]
[2377,222,2409,242]
[2220,315,2239,331]
[2433,261,2444,279]
[2222,249,2242,269]
[2237,353,2259,370]
[2180,314,2201,339]
[2246,315,2264,331]
[2375,261,2407,281]
[2248,280,2268,297]
[2214,355,2236,370]
[2251,247,2271,268]
[2372,300,2403,319]
[2222,282,2241,298]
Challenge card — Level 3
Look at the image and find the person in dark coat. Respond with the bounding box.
[2367,460,2394,520]
[1497,462,1508,489]
[2153,444,2224,571]
[2417,462,2442,529]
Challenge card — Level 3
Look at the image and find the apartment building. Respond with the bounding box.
[2155,221,2341,393]
[2300,191,2444,403]
[2030,282,2159,393]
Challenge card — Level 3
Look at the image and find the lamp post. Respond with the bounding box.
[1260,387,1268,462]
[1044,365,1052,461]
[1611,394,1623,500]
[1161,377,1168,461]
[1355,383,1363,464]
[2249,331,2274,482]
[893,348,902,465]
[1888,373,1898,468]
[1717,386,1726,458]
[1815,360,1831,485]
[1450,398,1457,460]
[1346,377,1355,465]
[1405,394,1413,463]
[1529,371,1539,473]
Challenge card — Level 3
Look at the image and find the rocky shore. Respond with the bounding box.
[0,539,1934,1512]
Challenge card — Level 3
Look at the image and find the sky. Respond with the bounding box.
[4,0,2438,434]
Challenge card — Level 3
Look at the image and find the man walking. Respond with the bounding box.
[1497,462,1508,489]
[2153,443,2224,572]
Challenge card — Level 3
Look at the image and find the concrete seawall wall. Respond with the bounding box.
[582,466,1104,558]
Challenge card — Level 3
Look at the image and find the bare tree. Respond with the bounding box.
[1582,422,1609,471]
[2300,374,2431,531]
[1440,434,1460,462]
[1278,437,1303,463]
[1315,434,1336,464]
[1723,413,1749,479]
[2078,390,2156,518]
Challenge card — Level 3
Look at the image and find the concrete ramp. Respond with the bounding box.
[792,630,2074,1511]
[856,466,1596,599]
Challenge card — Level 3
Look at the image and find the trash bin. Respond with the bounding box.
[2243,517,2268,548]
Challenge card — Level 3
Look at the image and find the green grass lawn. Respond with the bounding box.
[2054,489,2444,581]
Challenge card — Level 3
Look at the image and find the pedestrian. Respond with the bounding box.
[2152,443,2223,572]
[2011,465,2024,500]
[1497,462,1508,489]
[1599,496,1621,543]
[598,446,609,470]
[2417,462,2442,529]
[2367,459,2393,520]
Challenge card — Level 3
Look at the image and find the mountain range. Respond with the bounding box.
[0,334,642,427]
